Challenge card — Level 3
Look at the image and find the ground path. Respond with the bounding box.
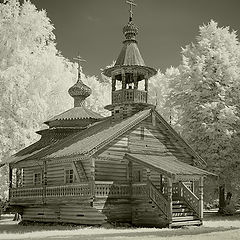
[0,215,239,240]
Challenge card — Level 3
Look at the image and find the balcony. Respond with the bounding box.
[112,89,147,105]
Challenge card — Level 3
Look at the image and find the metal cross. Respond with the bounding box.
[73,54,86,72]
[126,0,137,21]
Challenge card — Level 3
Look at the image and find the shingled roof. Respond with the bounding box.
[45,107,103,123]
[125,154,215,178]
[3,109,152,165]
[115,41,145,67]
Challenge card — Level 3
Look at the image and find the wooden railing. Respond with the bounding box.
[10,187,43,198]
[112,89,147,104]
[148,181,169,218]
[178,182,200,217]
[9,183,91,199]
[172,183,179,198]
[46,183,91,197]
[132,183,147,197]
[95,181,130,197]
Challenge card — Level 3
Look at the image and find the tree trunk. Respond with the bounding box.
[218,185,225,214]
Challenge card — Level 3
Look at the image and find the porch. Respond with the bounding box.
[9,180,203,227]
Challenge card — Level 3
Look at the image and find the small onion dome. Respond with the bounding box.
[123,21,138,40]
[68,77,92,107]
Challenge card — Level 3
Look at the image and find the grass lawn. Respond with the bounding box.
[0,214,240,240]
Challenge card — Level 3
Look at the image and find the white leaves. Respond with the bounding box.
[0,0,75,163]
[165,20,240,179]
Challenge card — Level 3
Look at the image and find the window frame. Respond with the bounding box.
[33,171,42,186]
[64,168,76,184]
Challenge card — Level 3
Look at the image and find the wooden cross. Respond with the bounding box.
[126,0,137,21]
[73,54,86,72]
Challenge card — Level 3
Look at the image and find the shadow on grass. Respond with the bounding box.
[0,214,239,239]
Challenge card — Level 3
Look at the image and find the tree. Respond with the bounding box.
[148,67,181,127]
[0,0,76,199]
[167,20,240,207]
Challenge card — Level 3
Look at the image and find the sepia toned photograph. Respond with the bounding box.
[0,0,240,239]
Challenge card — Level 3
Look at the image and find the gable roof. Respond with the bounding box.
[2,108,207,170]
[125,153,215,178]
[153,110,206,166]
[3,109,152,165]
[45,108,152,159]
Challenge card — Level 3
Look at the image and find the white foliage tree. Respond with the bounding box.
[167,20,240,205]
[0,0,75,198]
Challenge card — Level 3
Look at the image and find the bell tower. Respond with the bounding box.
[103,0,157,121]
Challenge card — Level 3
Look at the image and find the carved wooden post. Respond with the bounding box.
[167,177,172,227]
[90,158,95,207]
[121,70,126,89]
[43,160,47,204]
[199,177,204,223]
[133,70,138,89]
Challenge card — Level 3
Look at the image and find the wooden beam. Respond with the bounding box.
[43,160,47,204]
[72,162,81,183]
[167,177,172,227]
[90,158,95,206]
[199,177,204,223]
[8,165,12,201]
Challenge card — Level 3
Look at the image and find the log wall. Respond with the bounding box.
[131,196,168,227]
[22,204,106,225]
[22,159,90,187]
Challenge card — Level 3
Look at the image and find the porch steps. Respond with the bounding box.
[171,199,201,227]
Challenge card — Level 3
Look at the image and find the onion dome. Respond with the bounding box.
[68,72,92,107]
[123,20,138,41]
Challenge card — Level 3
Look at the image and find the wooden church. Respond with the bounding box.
[3,1,215,228]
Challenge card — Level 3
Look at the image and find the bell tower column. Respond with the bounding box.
[121,70,126,90]
[133,70,138,89]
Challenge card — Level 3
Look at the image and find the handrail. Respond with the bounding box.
[9,183,91,199]
[132,183,148,197]
[148,180,169,218]
[179,182,200,217]
[95,182,130,197]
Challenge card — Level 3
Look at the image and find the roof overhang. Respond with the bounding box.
[124,153,217,180]
[103,65,157,78]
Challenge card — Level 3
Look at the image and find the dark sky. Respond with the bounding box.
[31,0,240,78]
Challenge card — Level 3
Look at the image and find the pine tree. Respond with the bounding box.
[167,20,240,207]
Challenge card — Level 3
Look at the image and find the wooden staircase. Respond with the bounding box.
[171,199,201,227]
[147,180,202,228]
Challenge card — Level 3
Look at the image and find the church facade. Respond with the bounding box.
[3,3,215,228]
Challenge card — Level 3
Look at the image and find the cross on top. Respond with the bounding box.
[73,54,86,73]
[126,0,137,21]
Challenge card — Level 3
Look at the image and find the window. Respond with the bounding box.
[133,170,142,182]
[65,169,75,184]
[33,172,42,185]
